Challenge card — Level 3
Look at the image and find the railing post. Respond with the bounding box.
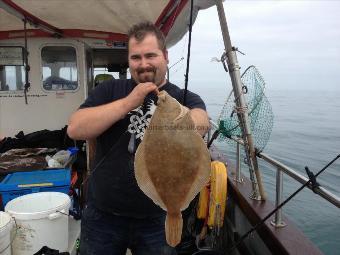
[271,167,286,228]
[234,142,243,183]
[215,0,266,200]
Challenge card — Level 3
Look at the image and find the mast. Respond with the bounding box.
[214,0,266,200]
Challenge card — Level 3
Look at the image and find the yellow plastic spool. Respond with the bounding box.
[197,184,210,219]
[207,161,227,228]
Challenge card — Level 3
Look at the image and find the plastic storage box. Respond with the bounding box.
[0,169,70,208]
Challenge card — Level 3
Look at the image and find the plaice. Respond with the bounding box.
[135,91,211,247]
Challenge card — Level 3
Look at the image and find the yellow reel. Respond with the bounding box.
[197,184,210,220]
[196,161,228,228]
[208,161,227,228]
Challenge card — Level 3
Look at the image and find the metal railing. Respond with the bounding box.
[209,120,340,227]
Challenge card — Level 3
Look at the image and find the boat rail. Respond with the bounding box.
[209,120,340,227]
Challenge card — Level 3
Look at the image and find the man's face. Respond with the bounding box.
[128,34,168,87]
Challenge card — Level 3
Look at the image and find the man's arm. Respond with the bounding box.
[189,108,210,136]
[67,82,158,140]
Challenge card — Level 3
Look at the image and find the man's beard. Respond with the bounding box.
[136,66,157,83]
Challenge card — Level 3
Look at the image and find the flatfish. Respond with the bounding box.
[135,91,211,246]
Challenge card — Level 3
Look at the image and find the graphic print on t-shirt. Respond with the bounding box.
[127,99,157,141]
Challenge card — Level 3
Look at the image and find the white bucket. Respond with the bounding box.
[5,192,71,255]
[0,212,13,255]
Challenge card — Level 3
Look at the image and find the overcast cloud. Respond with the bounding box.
[168,1,340,91]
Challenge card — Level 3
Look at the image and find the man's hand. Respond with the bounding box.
[125,82,159,110]
[67,82,159,140]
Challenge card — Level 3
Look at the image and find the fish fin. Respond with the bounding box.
[135,142,167,210]
[181,138,211,211]
[174,103,189,122]
[165,213,183,247]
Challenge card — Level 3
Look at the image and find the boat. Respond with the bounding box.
[0,0,339,254]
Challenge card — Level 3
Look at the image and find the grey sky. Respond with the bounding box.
[168,1,340,91]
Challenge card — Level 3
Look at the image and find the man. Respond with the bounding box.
[67,22,209,255]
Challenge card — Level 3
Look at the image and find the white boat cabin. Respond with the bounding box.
[0,0,215,138]
[0,37,128,137]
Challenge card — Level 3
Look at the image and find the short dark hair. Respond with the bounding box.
[127,21,166,51]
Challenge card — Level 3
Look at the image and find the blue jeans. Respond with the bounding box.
[80,203,177,255]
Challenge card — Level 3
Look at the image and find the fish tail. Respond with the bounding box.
[165,212,183,247]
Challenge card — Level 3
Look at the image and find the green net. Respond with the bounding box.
[217,65,274,151]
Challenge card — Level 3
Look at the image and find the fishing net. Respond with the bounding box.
[217,65,274,151]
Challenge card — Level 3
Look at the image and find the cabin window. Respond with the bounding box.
[0,66,25,91]
[41,46,78,91]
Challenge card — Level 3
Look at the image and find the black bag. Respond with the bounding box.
[0,126,74,153]
[33,246,70,255]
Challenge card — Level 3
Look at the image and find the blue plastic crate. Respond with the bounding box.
[0,169,70,208]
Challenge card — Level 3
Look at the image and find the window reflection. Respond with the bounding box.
[41,46,78,91]
[0,65,24,91]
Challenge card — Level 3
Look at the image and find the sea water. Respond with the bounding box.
[191,86,340,255]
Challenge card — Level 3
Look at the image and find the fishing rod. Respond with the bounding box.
[183,0,194,107]
[169,57,184,70]
[228,153,340,253]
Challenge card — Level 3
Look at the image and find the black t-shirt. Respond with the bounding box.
[80,79,206,218]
